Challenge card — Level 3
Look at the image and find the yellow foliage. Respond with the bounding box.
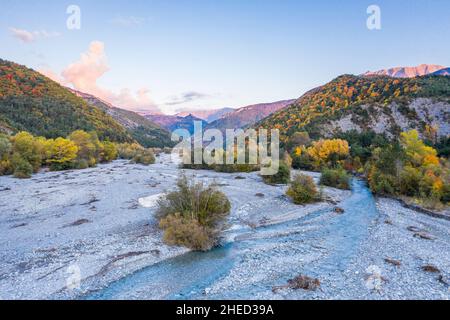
[46,138,78,164]
[432,179,444,193]
[307,139,349,165]
[101,141,118,162]
[423,154,439,166]
[400,130,439,167]
[68,130,100,166]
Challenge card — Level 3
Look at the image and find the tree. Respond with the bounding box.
[68,130,98,166]
[424,125,438,145]
[0,134,12,175]
[400,130,439,167]
[11,131,42,172]
[101,141,118,162]
[0,134,11,159]
[306,139,350,168]
[11,154,33,179]
[46,138,78,167]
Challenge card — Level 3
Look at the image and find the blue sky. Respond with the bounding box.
[1,0,449,114]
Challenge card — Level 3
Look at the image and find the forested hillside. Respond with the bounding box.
[0,59,132,142]
[206,99,295,132]
[70,89,174,148]
[257,75,450,142]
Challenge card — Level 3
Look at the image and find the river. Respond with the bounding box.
[85,179,379,300]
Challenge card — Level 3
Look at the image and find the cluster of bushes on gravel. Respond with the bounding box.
[0,130,122,178]
[182,161,259,174]
[366,130,450,208]
[320,168,351,190]
[286,174,320,204]
[156,174,231,251]
[117,143,155,165]
[181,148,260,173]
[262,161,291,185]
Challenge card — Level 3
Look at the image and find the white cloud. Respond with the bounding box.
[9,27,61,43]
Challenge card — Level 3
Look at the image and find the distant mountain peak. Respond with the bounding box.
[206,99,295,131]
[175,108,234,123]
[363,64,446,78]
[432,67,450,76]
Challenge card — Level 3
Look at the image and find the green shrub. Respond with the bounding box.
[283,152,293,168]
[181,148,260,173]
[12,155,33,179]
[182,159,260,173]
[441,183,450,203]
[101,141,118,163]
[320,168,351,190]
[0,159,13,176]
[0,134,12,175]
[262,161,291,185]
[11,132,42,172]
[68,130,101,167]
[116,142,155,165]
[159,214,213,251]
[368,170,398,195]
[212,163,259,173]
[286,174,320,204]
[0,134,11,157]
[157,174,231,251]
[117,143,142,159]
[292,153,315,171]
[399,166,421,197]
[74,159,89,170]
[132,148,155,165]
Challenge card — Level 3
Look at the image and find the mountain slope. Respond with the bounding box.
[432,68,450,76]
[70,89,173,148]
[207,99,295,131]
[363,64,445,78]
[144,114,207,135]
[176,108,234,122]
[0,59,132,142]
[256,75,450,142]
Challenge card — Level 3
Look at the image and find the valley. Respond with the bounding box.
[1,0,450,305]
[0,154,448,300]
[0,58,449,301]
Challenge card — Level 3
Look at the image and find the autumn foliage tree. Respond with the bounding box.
[306,139,350,169]
[0,130,144,178]
[68,130,101,168]
[367,130,449,208]
[45,138,79,170]
[0,134,12,175]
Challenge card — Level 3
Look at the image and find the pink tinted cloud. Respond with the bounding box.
[40,41,160,113]
[38,67,67,85]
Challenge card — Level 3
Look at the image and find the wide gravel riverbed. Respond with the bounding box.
[0,154,448,300]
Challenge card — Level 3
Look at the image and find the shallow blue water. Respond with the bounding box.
[85,179,378,300]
